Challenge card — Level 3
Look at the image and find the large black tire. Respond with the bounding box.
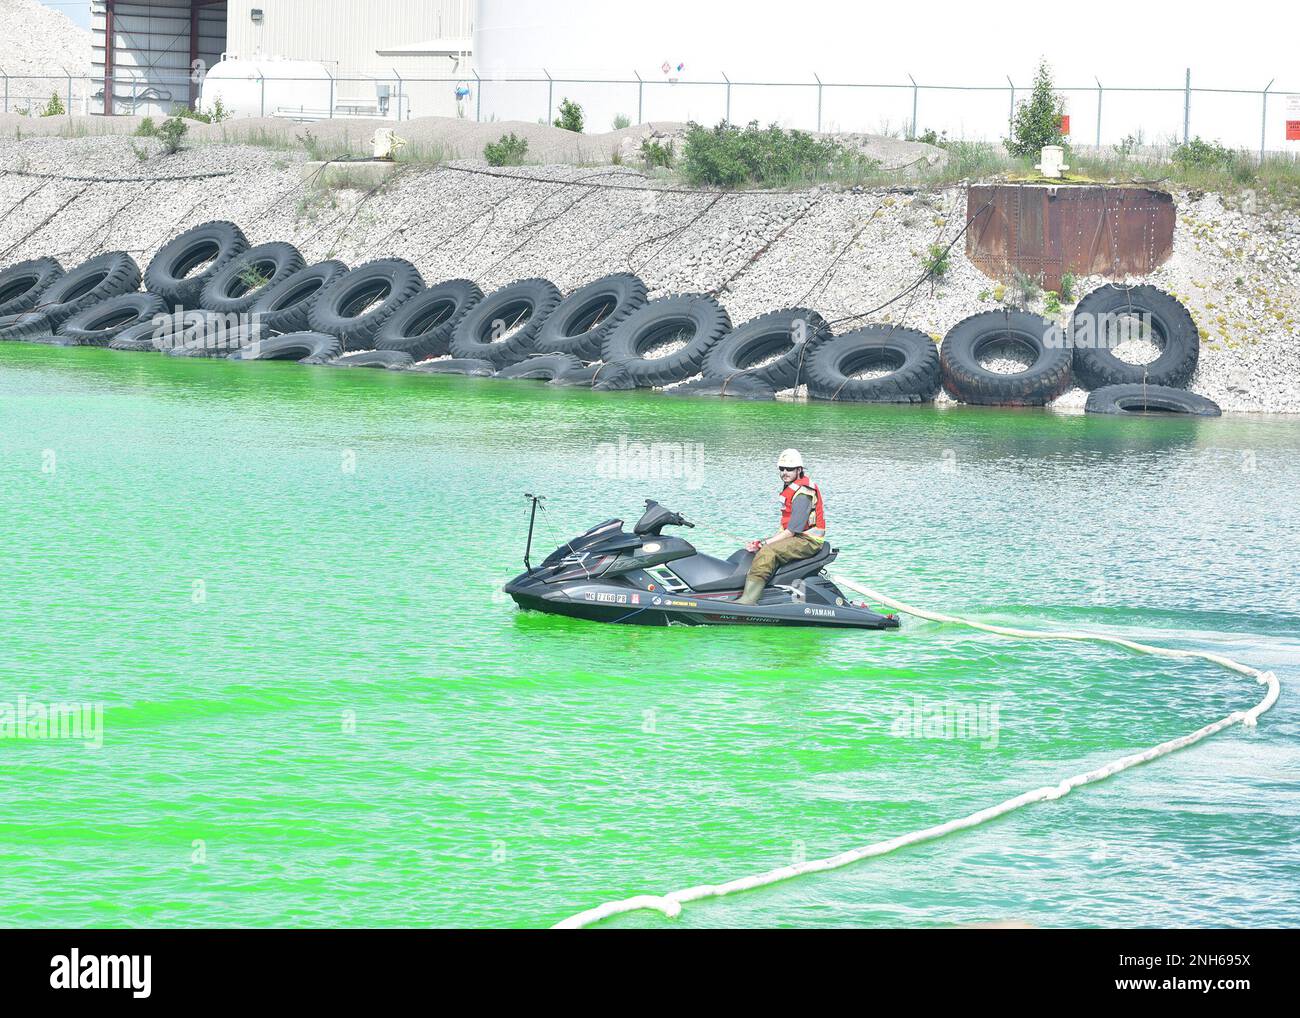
[56,292,168,346]
[666,375,778,400]
[495,353,585,381]
[36,252,141,328]
[228,331,342,364]
[1069,284,1199,390]
[534,273,648,361]
[199,242,305,315]
[328,349,414,370]
[449,277,561,368]
[940,309,1071,406]
[145,221,248,310]
[308,258,424,351]
[0,310,53,341]
[105,311,201,352]
[247,260,348,336]
[703,307,830,389]
[166,318,258,357]
[108,319,169,352]
[375,279,483,361]
[601,294,732,387]
[1085,384,1221,417]
[590,362,639,391]
[410,357,496,377]
[0,256,63,316]
[807,326,940,402]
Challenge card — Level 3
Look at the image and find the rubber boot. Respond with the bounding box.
[736,576,766,605]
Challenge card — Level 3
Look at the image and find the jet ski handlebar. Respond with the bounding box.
[634,499,695,535]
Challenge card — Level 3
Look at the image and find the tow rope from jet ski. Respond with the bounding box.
[551,566,1280,929]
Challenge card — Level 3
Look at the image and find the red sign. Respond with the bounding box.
[1060,114,1070,135]
[1287,120,1300,141]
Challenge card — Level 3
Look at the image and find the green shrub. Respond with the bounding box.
[40,92,65,117]
[1012,269,1041,306]
[1115,131,1143,158]
[681,119,879,188]
[640,138,674,169]
[1059,272,1076,302]
[158,116,188,155]
[1044,290,1062,315]
[922,242,950,280]
[612,113,631,130]
[484,132,529,166]
[1172,136,1235,170]
[1006,59,1066,158]
[177,105,210,124]
[553,97,584,133]
[917,127,948,147]
[135,117,158,138]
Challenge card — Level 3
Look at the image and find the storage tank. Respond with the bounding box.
[199,57,334,119]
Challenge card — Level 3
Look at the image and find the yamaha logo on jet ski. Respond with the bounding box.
[502,494,900,630]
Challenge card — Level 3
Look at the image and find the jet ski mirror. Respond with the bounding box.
[634,499,695,536]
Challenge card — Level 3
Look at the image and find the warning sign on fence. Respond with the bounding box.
[1288,95,1300,141]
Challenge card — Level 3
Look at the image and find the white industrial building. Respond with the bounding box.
[91,0,474,118]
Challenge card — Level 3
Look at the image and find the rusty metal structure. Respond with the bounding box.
[966,184,1176,292]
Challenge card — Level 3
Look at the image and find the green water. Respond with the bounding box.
[1,344,1296,928]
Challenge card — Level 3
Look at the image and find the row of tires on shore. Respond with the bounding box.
[0,219,1221,416]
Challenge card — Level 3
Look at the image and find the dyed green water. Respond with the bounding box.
[1,344,1296,929]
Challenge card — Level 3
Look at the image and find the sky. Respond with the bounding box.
[39,0,88,30]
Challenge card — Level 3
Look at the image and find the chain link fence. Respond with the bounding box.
[3,67,1297,159]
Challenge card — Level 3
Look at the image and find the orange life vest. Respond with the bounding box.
[780,474,826,538]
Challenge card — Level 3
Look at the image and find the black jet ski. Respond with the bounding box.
[503,496,900,629]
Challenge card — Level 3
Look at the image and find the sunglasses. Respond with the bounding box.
[778,466,801,474]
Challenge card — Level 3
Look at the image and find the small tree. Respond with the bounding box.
[40,91,65,117]
[1006,59,1065,158]
[553,97,583,133]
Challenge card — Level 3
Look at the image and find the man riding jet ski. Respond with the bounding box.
[502,454,898,629]
[738,448,825,605]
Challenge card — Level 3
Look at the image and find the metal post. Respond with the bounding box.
[1183,67,1190,144]
[1007,75,1015,134]
[1261,78,1274,163]
[544,67,552,124]
[326,68,333,119]
[721,71,730,124]
[1095,77,1102,148]
[104,0,115,115]
[1,67,7,115]
[392,68,402,120]
[66,70,72,116]
[814,72,822,132]
[635,70,642,125]
[259,72,265,117]
[908,73,918,138]
[474,69,480,122]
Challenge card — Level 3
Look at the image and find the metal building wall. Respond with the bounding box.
[92,0,229,116]
[223,0,473,74]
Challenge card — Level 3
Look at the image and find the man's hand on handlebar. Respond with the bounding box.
[745,539,763,553]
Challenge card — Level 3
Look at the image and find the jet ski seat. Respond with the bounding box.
[671,543,837,593]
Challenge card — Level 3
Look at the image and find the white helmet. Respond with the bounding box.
[777,448,803,469]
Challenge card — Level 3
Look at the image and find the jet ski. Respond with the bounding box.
[503,496,900,629]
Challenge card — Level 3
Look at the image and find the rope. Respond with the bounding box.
[551,570,1279,929]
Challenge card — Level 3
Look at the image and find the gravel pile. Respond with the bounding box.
[0,0,91,77]
[0,131,1296,413]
